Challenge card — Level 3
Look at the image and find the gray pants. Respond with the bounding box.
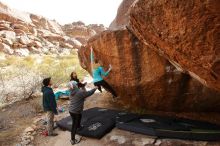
[46,111,54,135]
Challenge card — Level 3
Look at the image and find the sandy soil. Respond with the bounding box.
[0,98,41,146]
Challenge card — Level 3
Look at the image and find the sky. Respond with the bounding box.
[1,0,123,26]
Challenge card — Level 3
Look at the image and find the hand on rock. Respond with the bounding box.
[109,64,112,70]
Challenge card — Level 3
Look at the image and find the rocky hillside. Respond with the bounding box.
[0,2,105,56]
[78,0,220,112]
[62,21,106,45]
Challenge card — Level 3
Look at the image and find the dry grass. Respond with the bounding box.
[0,52,89,145]
[0,53,88,105]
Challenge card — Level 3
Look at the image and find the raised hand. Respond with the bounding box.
[109,64,112,71]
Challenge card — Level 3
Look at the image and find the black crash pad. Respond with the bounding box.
[57,107,120,139]
[116,114,220,141]
[57,107,220,141]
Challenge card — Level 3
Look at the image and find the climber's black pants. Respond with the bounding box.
[94,80,117,97]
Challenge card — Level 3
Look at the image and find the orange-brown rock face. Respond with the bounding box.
[109,0,135,29]
[129,0,220,91]
[78,29,220,112]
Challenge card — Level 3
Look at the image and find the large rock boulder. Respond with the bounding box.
[0,2,32,23]
[78,29,220,112]
[62,24,96,38]
[40,29,65,43]
[0,2,105,55]
[64,37,82,49]
[0,2,107,55]
[109,0,135,29]
[30,14,63,35]
[129,0,220,91]
[12,23,29,33]
[87,24,106,33]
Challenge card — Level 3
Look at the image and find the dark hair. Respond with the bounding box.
[42,77,51,86]
[70,72,78,81]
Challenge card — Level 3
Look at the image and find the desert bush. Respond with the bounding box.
[37,53,88,86]
[0,53,88,105]
[0,66,42,104]
[0,55,19,67]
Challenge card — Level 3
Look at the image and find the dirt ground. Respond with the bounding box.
[0,97,42,146]
[1,85,220,146]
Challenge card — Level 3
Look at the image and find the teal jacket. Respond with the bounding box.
[42,86,58,114]
[92,66,110,83]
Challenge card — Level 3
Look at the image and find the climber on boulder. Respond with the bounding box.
[90,47,118,100]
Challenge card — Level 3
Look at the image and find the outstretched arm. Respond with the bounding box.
[84,88,97,98]
[90,47,94,73]
[78,87,98,99]
[100,65,112,77]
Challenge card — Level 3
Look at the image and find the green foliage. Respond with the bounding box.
[0,53,88,87]
[37,54,88,86]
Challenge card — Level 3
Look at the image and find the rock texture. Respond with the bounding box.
[30,14,64,35]
[78,0,220,112]
[0,2,106,56]
[78,29,220,112]
[109,0,135,29]
[62,21,106,45]
[129,0,220,91]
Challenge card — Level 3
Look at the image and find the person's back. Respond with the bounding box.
[68,81,79,95]
[68,80,96,113]
[92,66,109,83]
[67,76,97,145]
[68,81,82,113]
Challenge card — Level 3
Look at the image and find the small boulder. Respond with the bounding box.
[19,35,31,45]
[0,30,16,41]
[2,38,13,46]
[0,42,14,54]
